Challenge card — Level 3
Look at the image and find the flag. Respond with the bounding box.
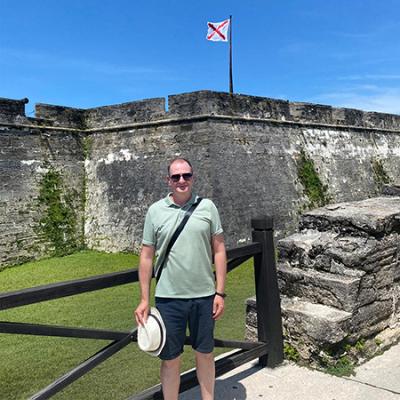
[206,19,230,42]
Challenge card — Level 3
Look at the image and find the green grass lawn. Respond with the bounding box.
[0,251,256,400]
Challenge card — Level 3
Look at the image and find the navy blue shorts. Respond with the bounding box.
[155,295,215,360]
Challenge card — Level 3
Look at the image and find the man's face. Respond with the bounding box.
[167,160,194,196]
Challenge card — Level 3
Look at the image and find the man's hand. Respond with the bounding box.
[212,295,225,320]
[134,300,150,326]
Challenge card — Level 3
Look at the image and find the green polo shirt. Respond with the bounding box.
[142,193,223,298]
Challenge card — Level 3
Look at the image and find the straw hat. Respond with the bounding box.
[137,307,166,357]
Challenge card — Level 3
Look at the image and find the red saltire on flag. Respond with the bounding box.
[206,19,230,42]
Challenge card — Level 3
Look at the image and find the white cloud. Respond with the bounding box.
[313,87,400,114]
[338,74,400,81]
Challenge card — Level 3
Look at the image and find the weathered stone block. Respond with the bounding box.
[350,299,393,336]
[246,296,352,360]
[300,197,400,236]
[278,262,361,312]
[278,230,338,268]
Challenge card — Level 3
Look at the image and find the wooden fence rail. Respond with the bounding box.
[0,216,283,399]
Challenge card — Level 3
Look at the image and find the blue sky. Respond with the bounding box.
[1,0,400,115]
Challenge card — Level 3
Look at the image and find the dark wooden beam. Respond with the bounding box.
[182,335,263,350]
[0,321,137,341]
[227,255,252,273]
[226,242,261,260]
[213,338,263,350]
[252,216,284,367]
[29,330,135,400]
[0,269,139,311]
[0,244,260,312]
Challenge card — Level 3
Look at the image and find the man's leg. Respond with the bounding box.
[156,297,189,400]
[188,296,216,400]
[195,351,215,400]
[160,356,181,400]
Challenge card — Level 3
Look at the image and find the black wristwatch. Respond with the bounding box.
[215,291,227,298]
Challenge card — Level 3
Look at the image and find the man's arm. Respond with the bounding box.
[212,233,227,320]
[134,244,155,326]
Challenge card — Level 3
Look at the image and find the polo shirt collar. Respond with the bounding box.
[165,192,197,208]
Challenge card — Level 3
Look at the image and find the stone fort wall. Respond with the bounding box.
[1,91,400,268]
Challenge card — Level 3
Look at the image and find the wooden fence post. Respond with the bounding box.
[251,216,284,367]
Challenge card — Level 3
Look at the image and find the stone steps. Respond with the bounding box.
[246,196,400,365]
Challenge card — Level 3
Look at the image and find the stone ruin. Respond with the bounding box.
[246,193,400,367]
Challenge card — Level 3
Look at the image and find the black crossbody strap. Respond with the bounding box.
[156,197,203,282]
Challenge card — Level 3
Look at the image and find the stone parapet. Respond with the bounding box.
[3,91,400,131]
[35,98,167,129]
[167,91,291,120]
[0,97,29,123]
[167,91,400,130]
[35,104,86,129]
[85,97,166,128]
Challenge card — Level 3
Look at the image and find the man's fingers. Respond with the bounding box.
[212,299,224,320]
[134,301,150,327]
[134,311,142,326]
[214,310,222,320]
[134,308,148,326]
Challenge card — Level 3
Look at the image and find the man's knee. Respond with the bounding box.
[195,351,214,361]
[161,356,181,369]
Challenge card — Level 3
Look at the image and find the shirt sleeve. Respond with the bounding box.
[142,208,156,246]
[209,201,223,236]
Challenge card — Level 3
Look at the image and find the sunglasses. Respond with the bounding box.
[169,173,193,182]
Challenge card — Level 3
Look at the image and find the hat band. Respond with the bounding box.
[149,313,164,353]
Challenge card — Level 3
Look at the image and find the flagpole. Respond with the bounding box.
[229,15,233,94]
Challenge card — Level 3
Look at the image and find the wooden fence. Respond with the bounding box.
[0,216,283,399]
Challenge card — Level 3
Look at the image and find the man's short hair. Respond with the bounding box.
[167,158,193,176]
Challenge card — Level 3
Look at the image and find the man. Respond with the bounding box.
[134,158,227,400]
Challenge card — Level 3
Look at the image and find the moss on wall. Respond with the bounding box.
[371,157,391,187]
[297,149,330,208]
[82,135,93,159]
[37,166,82,256]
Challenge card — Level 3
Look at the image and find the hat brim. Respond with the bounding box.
[139,307,166,357]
